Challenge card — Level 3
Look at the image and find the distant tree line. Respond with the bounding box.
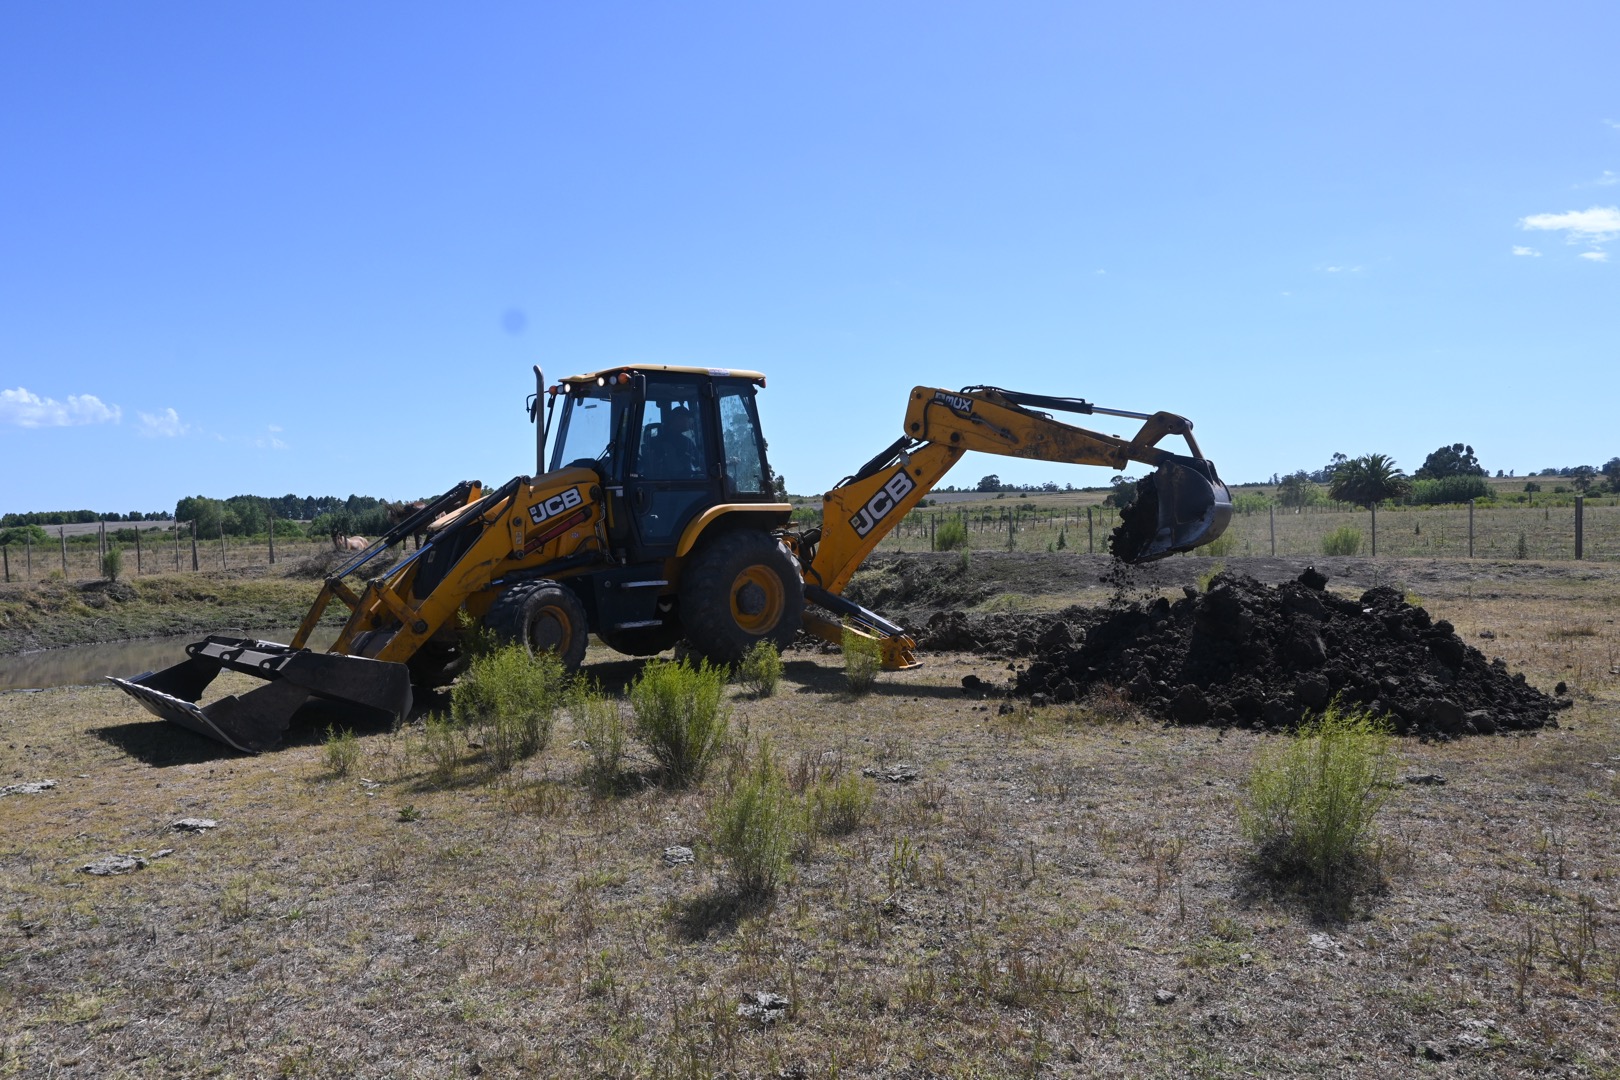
[1262,447,1620,510]
[1,509,174,526]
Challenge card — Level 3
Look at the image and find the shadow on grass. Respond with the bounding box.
[91,698,396,767]
[781,659,980,701]
[673,887,774,942]
[1233,852,1390,926]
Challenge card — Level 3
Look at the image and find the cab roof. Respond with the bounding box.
[555,364,766,388]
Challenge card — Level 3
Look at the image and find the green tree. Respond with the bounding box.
[1275,470,1319,508]
[976,474,1001,492]
[1414,442,1485,480]
[1328,454,1411,509]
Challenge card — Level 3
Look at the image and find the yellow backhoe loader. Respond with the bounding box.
[110,367,1230,752]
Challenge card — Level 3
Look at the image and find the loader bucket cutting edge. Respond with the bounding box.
[108,636,413,754]
[1112,458,1234,563]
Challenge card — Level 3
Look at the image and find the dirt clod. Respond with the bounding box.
[1015,569,1556,735]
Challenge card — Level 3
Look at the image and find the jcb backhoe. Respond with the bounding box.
[111,367,1230,752]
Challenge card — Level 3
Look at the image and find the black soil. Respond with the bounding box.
[1107,472,1160,561]
[1013,569,1558,736]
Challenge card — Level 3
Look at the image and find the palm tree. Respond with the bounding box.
[1329,454,1411,509]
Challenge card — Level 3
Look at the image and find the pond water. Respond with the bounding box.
[0,627,342,691]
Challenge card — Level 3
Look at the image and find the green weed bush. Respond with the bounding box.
[810,770,874,836]
[629,658,731,787]
[1320,526,1363,556]
[736,640,783,698]
[322,726,360,778]
[710,750,802,895]
[842,625,882,695]
[934,518,968,551]
[1408,475,1491,505]
[1240,703,1394,898]
[451,645,573,771]
[101,547,122,582]
[421,714,460,786]
[574,689,627,790]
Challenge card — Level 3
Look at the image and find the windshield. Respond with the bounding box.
[550,388,627,478]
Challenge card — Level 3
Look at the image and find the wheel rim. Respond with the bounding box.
[730,565,785,634]
[527,605,575,654]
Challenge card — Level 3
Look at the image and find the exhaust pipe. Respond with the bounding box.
[108,636,412,754]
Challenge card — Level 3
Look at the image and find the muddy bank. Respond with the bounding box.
[1012,570,1558,735]
[0,568,344,656]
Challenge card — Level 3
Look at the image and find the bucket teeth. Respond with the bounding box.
[109,636,413,754]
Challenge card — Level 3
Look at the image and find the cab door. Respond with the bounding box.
[620,377,721,558]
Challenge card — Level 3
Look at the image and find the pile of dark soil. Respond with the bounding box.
[1014,569,1559,736]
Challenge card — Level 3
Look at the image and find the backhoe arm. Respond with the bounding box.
[791,385,1231,667]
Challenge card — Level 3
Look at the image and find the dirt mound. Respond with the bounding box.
[1015,569,1558,736]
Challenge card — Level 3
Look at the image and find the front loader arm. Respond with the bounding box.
[792,385,1231,668]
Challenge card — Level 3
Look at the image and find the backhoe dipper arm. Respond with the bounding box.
[793,385,1231,666]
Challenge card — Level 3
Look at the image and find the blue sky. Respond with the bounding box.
[2,2,1615,514]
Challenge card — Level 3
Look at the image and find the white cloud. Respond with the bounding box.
[255,426,288,450]
[0,387,122,428]
[1518,206,1620,243]
[1579,251,1609,262]
[1607,119,1620,130]
[1594,171,1619,187]
[1321,265,1362,274]
[1512,246,1542,257]
[138,408,189,437]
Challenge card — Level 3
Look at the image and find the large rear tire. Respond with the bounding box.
[485,580,589,670]
[678,530,804,664]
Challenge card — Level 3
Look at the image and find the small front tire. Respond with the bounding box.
[484,580,589,670]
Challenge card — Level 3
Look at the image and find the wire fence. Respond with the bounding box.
[872,498,1620,561]
[0,527,346,584]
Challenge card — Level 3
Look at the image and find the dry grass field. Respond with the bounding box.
[2,556,1617,1078]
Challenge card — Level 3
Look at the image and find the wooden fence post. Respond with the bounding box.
[2,544,9,583]
[174,525,181,570]
[269,513,276,564]
[60,526,68,576]
[219,521,227,569]
[1370,504,1377,557]
[135,527,142,575]
[25,539,31,580]
[1468,500,1474,558]
[1574,496,1584,560]
[190,521,199,571]
[1086,507,1094,553]
[1269,504,1275,556]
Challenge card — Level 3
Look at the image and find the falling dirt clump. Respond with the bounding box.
[1107,473,1161,562]
[1015,569,1558,736]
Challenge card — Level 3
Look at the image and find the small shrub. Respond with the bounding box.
[1515,532,1529,559]
[736,640,783,698]
[1056,528,1066,550]
[1240,703,1394,899]
[421,713,461,785]
[842,625,882,695]
[101,547,123,582]
[810,770,874,836]
[452,645,572,771]
[710,749,801,895]
[574,689,627,790]
[1320,526,1363,556]
[629,658,730,787]
[935,518,968,551]
[1200,530,1237,557]
[1195,562,1225,593]
[322,726,361,778]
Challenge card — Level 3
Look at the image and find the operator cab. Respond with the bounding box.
[546,365,779,560]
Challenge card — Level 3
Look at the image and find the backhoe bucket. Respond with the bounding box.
[1111,456,1234,563]
[108,636,412,754]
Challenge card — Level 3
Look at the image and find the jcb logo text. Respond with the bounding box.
[528,487,584,525]
[851,470,916,537]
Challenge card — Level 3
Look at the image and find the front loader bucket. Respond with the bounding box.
[1109,456,1234,563]
[108,636,412,754]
